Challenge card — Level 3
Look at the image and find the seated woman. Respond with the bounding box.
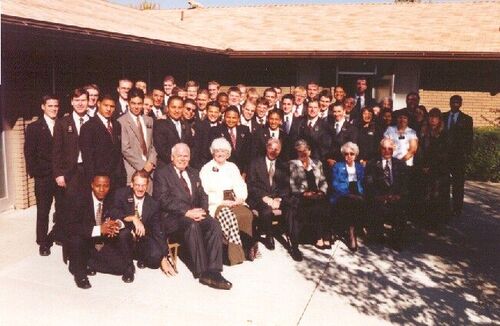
[199,137,256,265]
[414,108,450,223]
[289,139,331,249]
[330,142,365,252]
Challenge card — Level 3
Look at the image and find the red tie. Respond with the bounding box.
[230,128,237,149]
[107,119,113,135]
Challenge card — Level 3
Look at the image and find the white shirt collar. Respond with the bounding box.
[119,98,128,112]
[307,116,319,126]
[96,112,110,126]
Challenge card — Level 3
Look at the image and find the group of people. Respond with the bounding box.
[23,75,473,290]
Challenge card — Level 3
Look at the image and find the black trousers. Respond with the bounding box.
[369,199,407,237]
[34,175,63,246]
[449,162,465,213]
[254,202,300,248]
[167,216,223,277]
[134,235,164,269]
[297,197,330,241]
[334,196,366,231]
[66,229,134,279]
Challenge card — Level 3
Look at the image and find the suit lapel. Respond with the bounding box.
[127,113,144,144]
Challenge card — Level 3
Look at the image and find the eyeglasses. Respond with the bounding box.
[344,152,356,156]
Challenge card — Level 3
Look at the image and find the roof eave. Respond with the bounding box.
[225,50,500,61]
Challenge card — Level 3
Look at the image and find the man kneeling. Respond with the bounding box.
[64,174,135,289]
[110,170,177,276]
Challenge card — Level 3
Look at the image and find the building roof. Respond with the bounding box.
[2,0,500,59]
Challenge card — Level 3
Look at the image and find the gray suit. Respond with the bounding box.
[118,112,157,184]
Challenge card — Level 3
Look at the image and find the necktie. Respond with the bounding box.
[268,161,275,187]
[95,202,103,226]
[335,122,340,134]
[175,121,182,139]
[384,160,392,187]
[356,96,361,110]
[230,128,237,149]
[308,121,313,129]
[79,117,84,127]
[107,119,113,135]
[284,116,290,133]
[136,116,148,156]
[125,104,129,113]
[271,132,275,139]
[179,171,191,196]
[259,118,263,125]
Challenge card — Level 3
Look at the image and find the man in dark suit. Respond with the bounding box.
[282,94,302,159]
[112,78,133,120]
[110,170,176,275]
[80,95,126,192]
[443,95,473,216]
[251,109,286,160]
[149,87,165,121]
[352,76,373,121]
[153,143,231,290]
[326,103,359,168]
[298,100,331,163]
[208,106,251,174]
[364,138,409,248]
[24,94,63,256]
[53,88,90,198]
[64,174,135,289]
[191,101,221,170]
[153,96,193,168]
[240,101,259,134]
[247,139,303,261]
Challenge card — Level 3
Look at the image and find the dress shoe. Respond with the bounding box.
[137,260,146,269]
[290,247,303,262]
[199,272,232,290]
[122,266,135,283]
[246,242,259,261]
[263,235,275,250]
[39,246,51,256]
[74,276,91,289]
[85,266,96,276]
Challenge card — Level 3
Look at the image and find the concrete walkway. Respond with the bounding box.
[0,181,498,325]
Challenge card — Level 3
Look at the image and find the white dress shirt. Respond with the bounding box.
[72,111,89,163]
[87,106,97,117]
[172,119,182,138]
[384,126,417,166]
[174,167,192,195]
[119,98,128,114]
[346,164,357,182]
[134,195,145,217]
[268,128,280,139]
[43,114,55,136]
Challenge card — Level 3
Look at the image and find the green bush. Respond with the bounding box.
[465,127,500,182]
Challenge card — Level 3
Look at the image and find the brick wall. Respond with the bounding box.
[8,118,36,209]
[419,90,500,128]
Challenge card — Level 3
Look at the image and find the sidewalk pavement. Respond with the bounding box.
[0,181,498,325]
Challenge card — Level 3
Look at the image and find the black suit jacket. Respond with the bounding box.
[79,116,125,186]
[209,124,251,173]
[63,191,112,239]
[298,118,331,162]
[24,117,54,178]
[353,93,374,120]
[192,119,219,170]
[153,118,193,168]
[153,164,209,234]
[247,156,290,208]
[364,157,408,200]
[112,98,128,120]
[327,120,359,162]
[251,127,286,160]
[443,110,473,160]
[52,114,80,180]
[110,187,166,256]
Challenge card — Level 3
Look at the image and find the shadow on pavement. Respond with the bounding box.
[295,181,499,325]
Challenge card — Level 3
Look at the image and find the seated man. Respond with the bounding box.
[110,170,176,276]
[364,138,409,247]
[153,143,231,290]
[64,174,135,289]
[247,138,303,261]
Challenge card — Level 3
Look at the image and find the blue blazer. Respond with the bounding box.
[330,161,364,204]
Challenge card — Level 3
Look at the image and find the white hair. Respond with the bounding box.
[340,142,359,156]
[210,137,232,156]
[171,143,191,156]
[380,137,396,149]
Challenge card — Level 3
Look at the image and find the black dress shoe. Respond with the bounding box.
[290,248,303,262]
[122,273,134,283]
[263,236,275,250]
[199,272,232,290]
[39,246,51,256]
[137,260,146,269]
[75,276,91,289]
[86,266,96,276]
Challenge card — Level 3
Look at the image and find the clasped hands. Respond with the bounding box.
[220,197,244,207]
[185,208,207,221]
[262,196,281,209]
[100,218,121,237]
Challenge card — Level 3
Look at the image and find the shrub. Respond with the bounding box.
[465,127,500,182]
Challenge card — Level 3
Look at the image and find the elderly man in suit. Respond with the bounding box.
[248,138,303,261]
[153,95,193,168]
[24,94,64,256]
[443,95,473,217]
[364,138,409,248]
[80,95,126,192]
[110,170,176,275]
[53,88,90,197]
[64,174,135,289]
[153,143,231,290]
[117,88,157,189]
